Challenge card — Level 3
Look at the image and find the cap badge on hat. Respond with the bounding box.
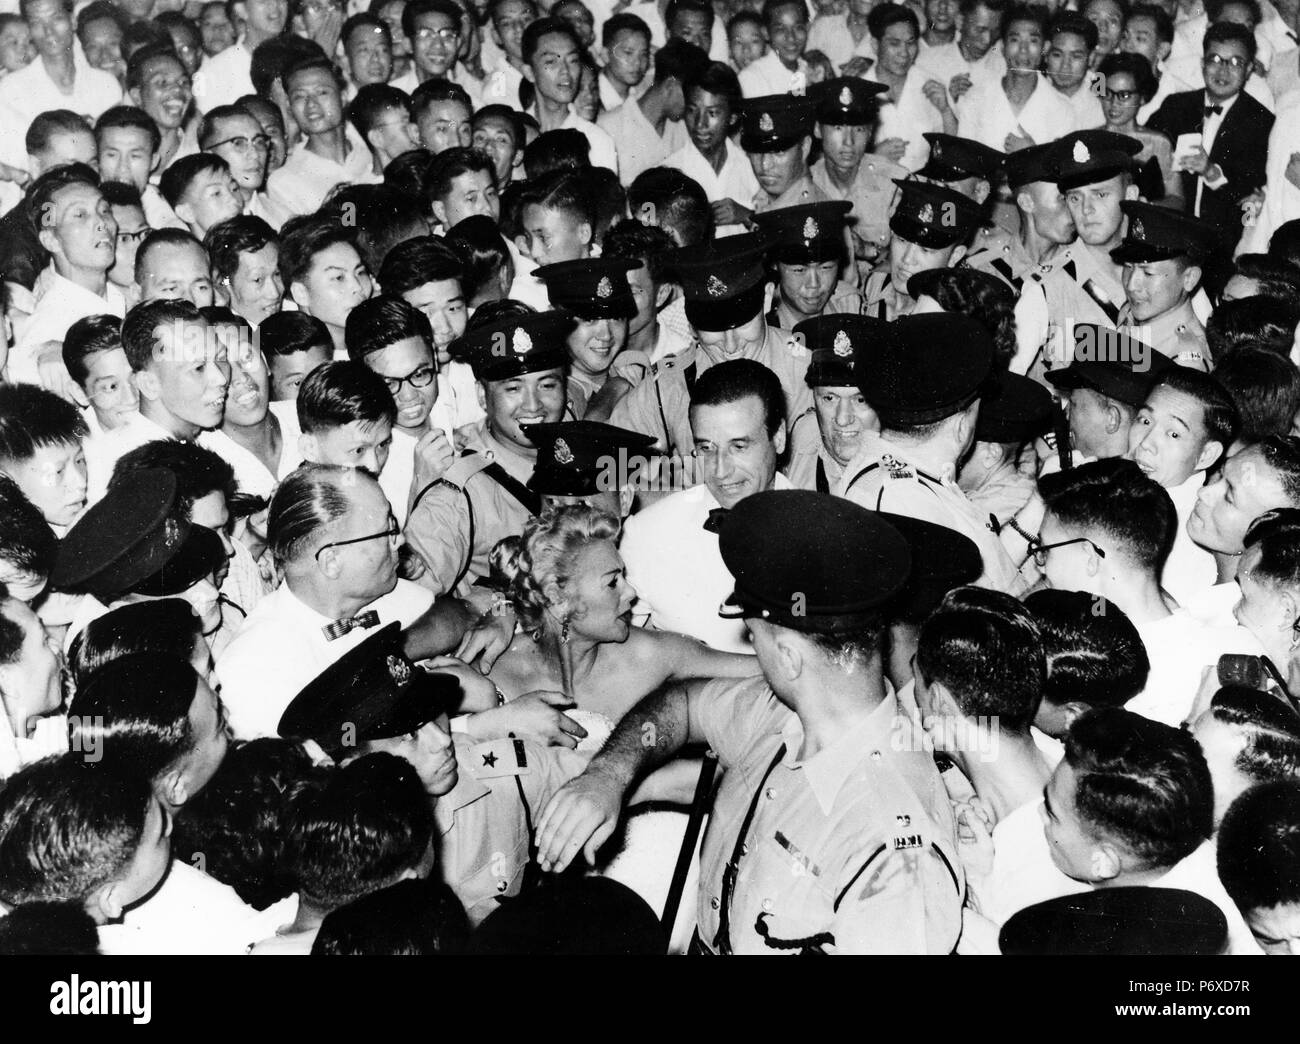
[511,327,532,354]
[802,216,819,239]
[759,112,774,132]
[918,202,934,224]
[838,85,852,106]
[553,437,575,464]
[386,654,411,686]
[596,276,612,298]
[833,330,852,357]
[1132,218,1145,238]
[1073,140,1090,163]
[163,517,180,549]
[706,274,727,297]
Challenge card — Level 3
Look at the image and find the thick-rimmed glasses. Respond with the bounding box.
[207,134,271,153]
[314,516,400,559]
[1029,536,1106,567]
[414,26,460,43]
[381,365,436,397]
[1203,53,1248,70]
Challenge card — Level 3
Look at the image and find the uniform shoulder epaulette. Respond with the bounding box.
[468,737,532,779]
[881,454,913,479]
[652,355,680,376]
[441,452,496,490]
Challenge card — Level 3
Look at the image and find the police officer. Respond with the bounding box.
[531,257,653,417]
[783,315,883,493]
[278,623,586,928]
[523,419,657,519]
[957,369,1054,526]
[739,93,829,215]
[808,77,902,265]
[404,311,573,594]
[997,142,1077,294]
[608,233,812,485]
[836,312,1025,594]
[1013,130,1143,382]
[1111,200,1220,372]
[534,490,964,954]
[753,200,862,329]
[860,178,982,319]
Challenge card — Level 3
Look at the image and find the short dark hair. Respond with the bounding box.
[284,752,435,910]
[1049,10,1099,49]
[1065,707,1214,868]
[197,103,260,149]
[67,600,203,692]
[653,35,710,86]
[277,214,363,290]
[322,184,428,275]
[64,315,123,388]
[0,754,155,907]
[250,35,327,96]
[684,61,742,114]
[1217,779,1300,915]
[428,145,497,199]
[1022,590,1149,709]
[378,234,462,295]
[916,587,1046,732]
[1214,350,1300,444]
[1256,436,1300,506]
[1000,1,1049,38]
[867,1,918,39]
[1242,508,1300,594]
[121,298,205,372]
[259,311,333,359]
[0,901,99,956]
[410,77,472,122]
[159,152,230,209]
[295,362,398,438]
[1207,0,1260,21]
[1207,685,1300,787]
[667,0,714,30]
[522,16,581,63]
[1098,51,1158,99]
[523,129,591,179]
[172,738,320,910]
[134,228,206,287]
[24,110,91,159]
[311,878,468,954]
[1269,219,1300,270]
[762,0,808,27]
[1148,367,1239,460]
[27,164,99,237]
[0,385,88,466]
[602,11,650,47]
[1038,457,1176,575]
[99,180,142,209]
[347,83,411,141]
[125,42,184,93]
[279,55,345,96]
[94,105,162,155]
[688,358,786,439]
[628,167,713,246]
[600,219,677,283]
[345,295,434,362]
[110,438,237,517]
[342,10,391,49]
[1229,253,1300,301]
[1206,295,1300,359]
[1204,18,1256,59]
[0,477,58,586]
[76,0,126,37]
[204,215,278,285]
[401,0,464,38]
[1126,2,1174,43]
[445,215,510,303]
[517,168,596,229]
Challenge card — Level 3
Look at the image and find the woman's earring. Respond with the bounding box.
[560,619,571,643]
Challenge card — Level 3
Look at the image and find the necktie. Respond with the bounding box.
[1204,104,1223,117]
[321,609,380,641]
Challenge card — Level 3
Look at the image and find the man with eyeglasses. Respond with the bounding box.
[193,0,289,113]
[1036,457,1261,726]
[101,182,149,304]
[1147,21,1274,240]
[393,0,484,107]
[199,103,288,229]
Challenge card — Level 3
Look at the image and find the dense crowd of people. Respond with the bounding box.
[0,0,1297,956]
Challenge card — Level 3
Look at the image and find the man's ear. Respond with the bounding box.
[159,768,188,809]
[773,420,787,456]
[578,221,593,247]
[1157,40,1171,63]
[773,628,803,681]
[1123,181,1140,201]
[128,87,143,108]
[1105,400,1125,434]
[1091,842,1122,882]
[1194,439,1224,473]
[1016,188,1035,216]
[617,485,635,516]
[513,233,531,259]
[37,225,60,255]
[949,244,967,266]
[973,179,991,205]
[134,367,162,403]
[654,281,673,311]
[289,279,312,310]
[318,545,342,579]
[1181,262,1203,294]
[431,199,449,228]
[522,61,536,83]
[475,380,488,413]
[299,431,320,463]
[366,126,386,154]
[150,150,162,175]
[1062,701,1089,728]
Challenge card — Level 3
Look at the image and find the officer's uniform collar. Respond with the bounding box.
[857,430,956,484]
[434,745,493,833]
[777,685,900,815]
[1126,296,1199,344]
[463,420,538,484]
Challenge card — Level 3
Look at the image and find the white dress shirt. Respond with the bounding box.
[662,138,761,237]
[215,578,434,739]
[84,411,177,505]
[1156,839,1264,955]
[597,97,689,187]
[198,400,301,500]
[738,49,810,97]
[192,40,253,113]
[265,125,382,218]
[0,57,122,170]
[11,271,126,385]
[957,72,1079,153]
[807,12,875,73]
[876,64,948,172]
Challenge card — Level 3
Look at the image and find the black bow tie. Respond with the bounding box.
[703,507,728,534]
[1204,104,1224,117]
[322,609,380,641]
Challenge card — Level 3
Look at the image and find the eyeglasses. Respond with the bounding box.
[381,365,436,396]
[314,515,400,559]
[116,226,151,243]
[206,133,271,153]
[303,0,345,13]
[1028,536,1107,567]
[414,26,461,43]
[1103,88,1139,102]
[1203,53,1249,70]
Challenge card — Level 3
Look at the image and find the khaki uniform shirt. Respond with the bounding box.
[1119,299,1211,371]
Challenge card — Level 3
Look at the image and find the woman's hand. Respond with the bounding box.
[472,690,589,748]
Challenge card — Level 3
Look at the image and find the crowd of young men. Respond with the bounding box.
[0,0,1298,956]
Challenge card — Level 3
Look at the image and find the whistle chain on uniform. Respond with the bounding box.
[321,609,381,641]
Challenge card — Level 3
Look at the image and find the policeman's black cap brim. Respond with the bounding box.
[469,350,569,384]
[890,217,966,251]
[684,282,766,331]
[1109,244,1190,265]
[816,112,874,127]
[1043,368,1083,392]
[719,591,890,633]
[127,525,227,599]
[772,244,846,266]
[556,300,638,322]
[1055,163,1134,191]
[916,160,979,183]
[740,132,806,153]
[806,363,856,389]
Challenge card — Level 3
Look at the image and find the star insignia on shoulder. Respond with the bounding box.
[706,274,727,297]
[1073,140,1090,163]
[802,216,819,239]
[553,437,575,464]
[511,327,532,354]
[596,275,613,298]
[386,654,411,686]
[918,202,934,224]
[833,330,852,357]
[483,752,498,767]
[758,112,775,132]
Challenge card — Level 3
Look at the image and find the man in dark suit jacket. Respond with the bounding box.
[1146,21,1274,245]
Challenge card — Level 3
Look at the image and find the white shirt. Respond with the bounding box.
[141,184,188,232]
[84,411,177,505]
[620,477,792,654]
[976,799,1088,927]
[738,49,810,97]
[428,358,484,439]
[916,40,1005,109]
[1239,90,1300,254]
[1180,580,1241,627]
[391,64,484,107]
[808,12,875,74]
[1162,473,1219,606]
[597,98,689,187]
[1127,610,1263,726]
[662,138,761,237]
[10,271,126,385]
[562,109,619,175]
[97,860,295,956]
[215,578,434,739]
[381,425,416,525]
[1054,80,1105,131]
[266,125,381,218]
[876,65,949,173]
[192,40,253,113]
[958,72,1079,153]
[0,57,122,170]
[198,400,301,500]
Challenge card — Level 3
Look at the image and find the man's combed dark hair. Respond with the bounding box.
[110,438,237,517]
[602,10,650,46]
[345,294,435,361]
[0,477,58,584]
[67,599,203,691]
[684,60,742,113]
[0,385,89,465]
[204,215,278,284]
[294,363,397,437]
[277,214,363,289]
[1203,18,1256,60]
[1242,508,1300,592]
[159,152,230,209]
[1217,780,1300,914]
[1021,590,1149,708]
[27,164,99,239]
[94,105,163,155]
[517,168,596,229]
[268,463,363,567]
[378,234,463,298]
[1213,349,1300,444]
[260,310,333,359]
[1048,10,1099,49]
[250,34,327,96]
[916,587,1046,731]
[867,1,918,37]
[25,110,91,159]
[688,358,786,438]
[1064,707,1214,868]
[1206,295,1300,359]
[1207,685,1300,788]
[284,752,435,910]
[522,15,581,63]
[1255,436,1300,506]
[523,129,590,179]
[627,167,713,246]
[1229,253,1300,301]
[428,145,497,198]
[312,878,468,954]
[346,83,412,139]
[1149,367,1239,461]
[0,754,154,907]
[1038,457,1176,574]
[601,219,677,283]
[121,298,205,372]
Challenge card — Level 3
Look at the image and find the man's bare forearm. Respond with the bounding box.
[585,680,694,795]
[402,595,475,659]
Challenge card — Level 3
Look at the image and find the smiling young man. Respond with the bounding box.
[198,103,285,227]
[342,12,393,89]
[159,153,244,239]
[63,314,140,437]
[192,0,289,112]
[127,45,194,175]
[95,105,189,233]
[278,214,374,358]
[346,84,419,177]
[754,200,860,329]
[205,215,283,327]
[739,0,809,96]
[522,16,618,174]
[392,0,484,106]
[1045,12,1105,129]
